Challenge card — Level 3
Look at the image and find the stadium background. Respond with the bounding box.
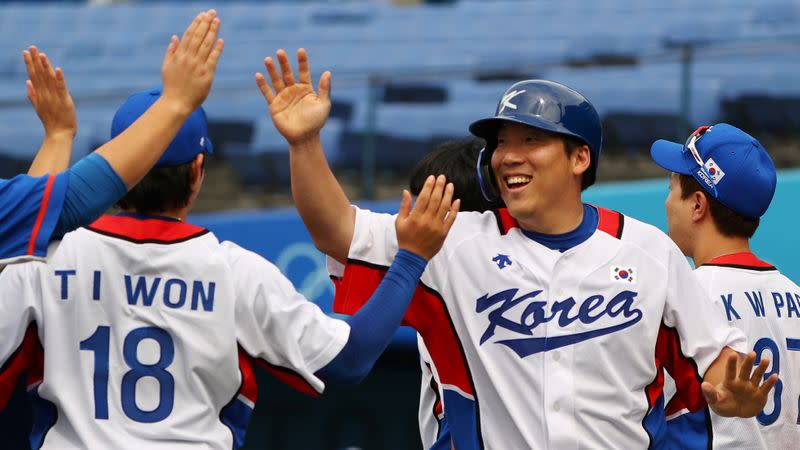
[1,0,799,448]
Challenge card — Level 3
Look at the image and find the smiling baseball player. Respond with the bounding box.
[259,48,778,449]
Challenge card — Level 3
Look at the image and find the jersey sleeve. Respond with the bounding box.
[223,242,350,395]
[662,243,747,375]
[0,173,69,265]
[0,262,43,408]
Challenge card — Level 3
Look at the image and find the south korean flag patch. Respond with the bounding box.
[611,266,636,284]
[704,158,725,184]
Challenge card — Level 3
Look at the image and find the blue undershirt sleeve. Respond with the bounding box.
[317,249,427,384]
[53,153,127,237]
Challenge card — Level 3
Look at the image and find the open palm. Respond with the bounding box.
[256,49,331,145]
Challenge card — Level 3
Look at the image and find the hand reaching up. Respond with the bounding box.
[396,175,460,261]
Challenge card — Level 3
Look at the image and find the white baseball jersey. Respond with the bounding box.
[333,206,746,449]
[695,253,799,449]
[0,214,349,449]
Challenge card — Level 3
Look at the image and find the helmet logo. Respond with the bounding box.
[499,89,526,114]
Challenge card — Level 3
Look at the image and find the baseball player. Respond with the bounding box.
[651,124,799,448]
[0,10,223,266]
[259,48,777,449]
[329,138,493,449]
[0,84,459,449]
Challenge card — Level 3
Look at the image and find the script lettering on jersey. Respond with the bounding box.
[52,269,215,312]
[475,288,642,358]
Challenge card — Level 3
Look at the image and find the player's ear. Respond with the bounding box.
[571,144,591,177]
[189,153,205,186]
[691,190,709,222]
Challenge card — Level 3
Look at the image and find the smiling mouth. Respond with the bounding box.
[505,176,532,190]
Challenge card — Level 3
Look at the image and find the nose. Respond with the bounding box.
[495,143,525,167]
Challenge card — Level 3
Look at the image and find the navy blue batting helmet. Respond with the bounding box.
[469,80,603,201]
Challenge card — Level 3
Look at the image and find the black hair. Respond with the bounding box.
[116,156,204,215]
[678,174,759,238]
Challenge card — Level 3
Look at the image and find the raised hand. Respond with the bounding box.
[702,351,778,417]
[256,48,332,146]
[396,175,460,261]
[24,46,76,139]
[161,10,224,115]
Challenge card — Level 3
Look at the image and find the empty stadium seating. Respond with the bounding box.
[0,0,798,185]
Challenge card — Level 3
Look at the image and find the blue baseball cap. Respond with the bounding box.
[110,87,213,167]
[650,123,776,218]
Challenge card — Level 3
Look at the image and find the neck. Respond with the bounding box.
[690,233,752,267]
[121,208,188,222]
[518,198,585,234]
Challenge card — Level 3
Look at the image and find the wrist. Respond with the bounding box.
[44,129,76,141]
[154,94,194,119]
[287,132,323,152]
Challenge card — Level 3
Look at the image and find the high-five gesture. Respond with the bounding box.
[24,46,76,176]
[396,175,460,261]
[702,351,779,417]
[161,9,224,115]
[256,49,332,146]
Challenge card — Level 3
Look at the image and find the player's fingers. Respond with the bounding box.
[297,48,312,85]
[189,10,215,55]
[444,199,461,230]
[318,70,331,103]
[725,352,738,383]
[758,374,779,395]
[197,16,220,61]
[738,352,757,380]
[436,183,455,220]
[413,175,435,215]
[163,35,179,62]
[749,357,770,385]
[398,189,412,219]
[23,49,36,81]
[179,12,204,53]
[206,39,224,72]
[255,72,275,104]
[424,175,447,216]
[276,49,296,87]
[264,56,285,92]
[25,79,35,103]
[39,53,56,81]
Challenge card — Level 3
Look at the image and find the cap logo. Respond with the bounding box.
[499,89,526,114]
[704,158,725,184]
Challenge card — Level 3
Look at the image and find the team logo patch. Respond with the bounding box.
[498,89,525,114]
[492,254,512,269]
[611,266,636,284]
[704,158,725,184]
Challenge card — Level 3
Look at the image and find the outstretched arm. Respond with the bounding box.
[257,49,353,262]
[24,46,76,176]
[317,176,460,383]
[702,348,778,417]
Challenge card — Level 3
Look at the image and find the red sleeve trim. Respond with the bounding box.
[26,175,56,255]
[1,324,42,409]
[237,348,259,404]
[253,358,321,398]
[655,324,707,414]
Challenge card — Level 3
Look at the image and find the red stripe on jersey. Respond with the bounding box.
[494,208,518,234]
[26,175,56,255]
[237,348,258,404]
[704,252,776,270]
[255,359,321,398]
[655,324,707,414]
[595,206,624,239]
[334,262,475,397]
[0,324,42,409]
[87,215,208,244]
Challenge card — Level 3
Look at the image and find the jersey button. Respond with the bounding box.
[552,351,560,361]
[553,402,560,412]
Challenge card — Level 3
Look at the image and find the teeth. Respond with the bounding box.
[506,176,532,186]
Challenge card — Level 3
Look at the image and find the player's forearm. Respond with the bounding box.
[316,250,425,384]
[289,135,354,262]
[703,346,738,386]
[27,132,74,177]
[94,96,192,189]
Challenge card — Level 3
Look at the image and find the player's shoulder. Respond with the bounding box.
[615,211,674,250]
[219,240,280,275]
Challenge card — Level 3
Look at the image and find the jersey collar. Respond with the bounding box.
[702,252,777,271]
[86,214,209,244]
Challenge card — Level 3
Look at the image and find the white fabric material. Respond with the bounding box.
[0,226,349,449]
[349,207,746,449]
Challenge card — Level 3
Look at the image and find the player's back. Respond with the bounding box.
[695,253,800,449]
[20,215,246,449]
